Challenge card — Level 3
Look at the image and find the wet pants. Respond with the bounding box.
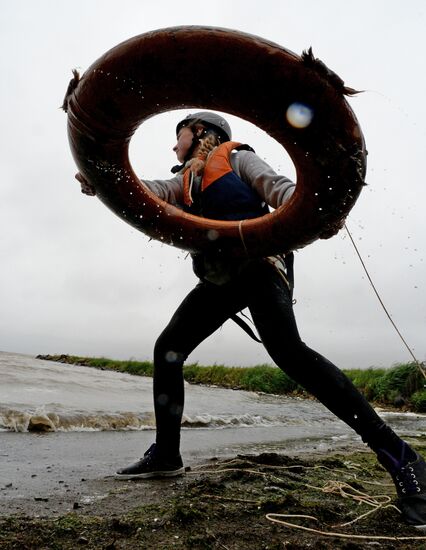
[153,260,402,457]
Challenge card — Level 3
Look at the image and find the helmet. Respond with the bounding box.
[176,111,232,143]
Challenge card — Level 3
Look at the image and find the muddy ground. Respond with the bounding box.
[2,447,426,549]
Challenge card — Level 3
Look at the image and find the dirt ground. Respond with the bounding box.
[2,447,426,549]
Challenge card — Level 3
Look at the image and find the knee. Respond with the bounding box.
[154,333,186,368]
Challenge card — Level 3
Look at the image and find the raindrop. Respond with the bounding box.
[157,393,169,405]
[207,229,219,241]
[286,102,314,128]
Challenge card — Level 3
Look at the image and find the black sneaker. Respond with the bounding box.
[115,444,185,480]
[377,443,426,529]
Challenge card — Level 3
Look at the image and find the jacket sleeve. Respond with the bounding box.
[230,150,295,209]
[139,175,184,207]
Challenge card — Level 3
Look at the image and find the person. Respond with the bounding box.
[76,112,426,529]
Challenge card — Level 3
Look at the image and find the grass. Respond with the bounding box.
[37,354,426,412]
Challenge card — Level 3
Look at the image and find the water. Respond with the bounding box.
[1,352,425,447]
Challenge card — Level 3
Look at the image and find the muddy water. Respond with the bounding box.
[1,352,425,447]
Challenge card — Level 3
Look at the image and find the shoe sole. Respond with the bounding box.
[114,467,185,480]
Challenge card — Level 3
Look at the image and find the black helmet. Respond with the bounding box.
[176,111,232,143]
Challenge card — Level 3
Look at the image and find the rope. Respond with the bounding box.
[266,513,426,541]
[191,457,426,542]
[344,223,426,380]
[238,220,249,256]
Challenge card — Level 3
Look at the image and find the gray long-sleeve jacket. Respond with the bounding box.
[141,150,295,209]
[141,150,296,285]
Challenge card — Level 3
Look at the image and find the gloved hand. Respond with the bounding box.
[319,217,346,239]
[75,172,96,196]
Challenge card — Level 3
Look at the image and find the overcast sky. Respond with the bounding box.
[1,0,425,369]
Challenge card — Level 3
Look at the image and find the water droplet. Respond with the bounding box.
[286,102,314,129]
[207,229,219,241]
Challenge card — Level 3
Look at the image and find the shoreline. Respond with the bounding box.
[2,352,426,546]
[2,439,426,549]
[36,353,426,413]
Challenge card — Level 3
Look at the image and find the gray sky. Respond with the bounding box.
[1,0,425,369]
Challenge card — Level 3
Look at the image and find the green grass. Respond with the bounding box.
[37,354,426,412]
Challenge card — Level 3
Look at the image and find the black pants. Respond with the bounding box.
[153,260,401,457]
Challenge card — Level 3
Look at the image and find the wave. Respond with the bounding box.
[0,407,284,433]
[0,407,155,433]
[181,413,280,428]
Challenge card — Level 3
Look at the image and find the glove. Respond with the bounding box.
[75,172,96,196]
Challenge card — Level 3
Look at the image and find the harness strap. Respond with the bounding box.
[230,313,263,344]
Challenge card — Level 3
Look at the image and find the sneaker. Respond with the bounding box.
[115,444,185,480]
[377,444,426,529]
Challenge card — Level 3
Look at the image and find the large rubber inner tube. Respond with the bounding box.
[64,26,366,257]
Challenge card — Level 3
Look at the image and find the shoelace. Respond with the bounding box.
[395,464,421,495]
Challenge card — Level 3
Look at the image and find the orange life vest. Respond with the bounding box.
[182,142,269,221]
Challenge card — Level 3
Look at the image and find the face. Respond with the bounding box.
[173,127,195,163]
